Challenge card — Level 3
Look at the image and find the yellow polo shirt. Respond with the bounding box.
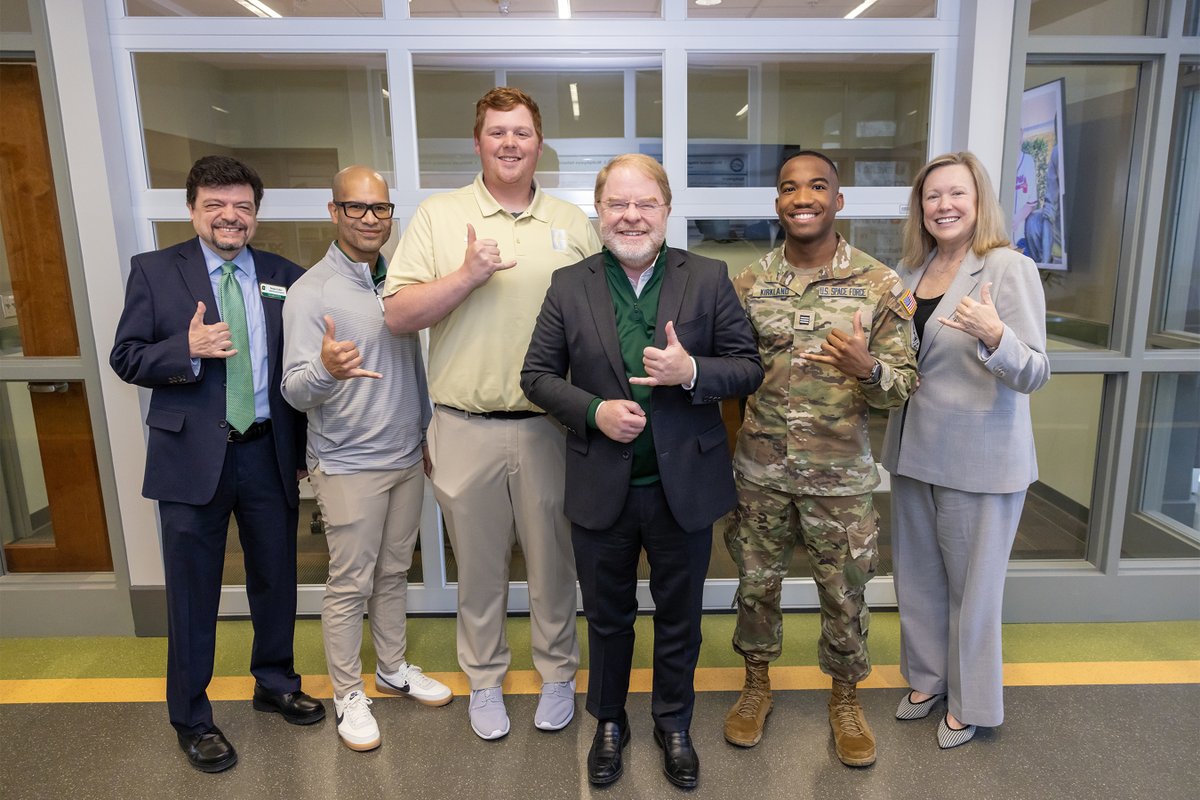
[384,173,601,412]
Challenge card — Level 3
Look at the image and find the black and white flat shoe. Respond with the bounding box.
[936,713,977,749]
[895,690,943,720]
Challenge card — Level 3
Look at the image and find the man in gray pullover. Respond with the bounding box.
[282,166,451,753]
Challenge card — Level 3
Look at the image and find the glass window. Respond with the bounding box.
[1019,373,1103,560]
[1188,0,1199,35]
[0,62,80,359]
[154,220,340,270]
[1029,0,1151,36]
[687,53,931,188]
[1022,63,1140,351]
[1123,373,1200,558]
[1,380,50,550]
[410,1,661,18]
[133,52,391,189]
[0,0,31,32]
[0,222,22,357]
[688,0,935,19]
[687,217,904,277]
[0,380,113,573]
[1149,63,1200,347]
[124,0,382,17]
[412,59,662,189]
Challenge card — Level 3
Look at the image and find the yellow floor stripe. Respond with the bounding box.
[1,661,1196,704]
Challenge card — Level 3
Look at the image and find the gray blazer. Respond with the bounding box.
[879,246,1050,494]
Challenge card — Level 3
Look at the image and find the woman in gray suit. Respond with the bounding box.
[880,152,1050,749]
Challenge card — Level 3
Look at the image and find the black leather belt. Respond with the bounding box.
[228,419,271,443]
[436,404,544,421]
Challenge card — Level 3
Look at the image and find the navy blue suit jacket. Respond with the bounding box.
[110,237,306,506]
[521,248,763,532]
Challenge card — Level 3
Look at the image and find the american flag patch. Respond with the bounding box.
[892,283,917,315]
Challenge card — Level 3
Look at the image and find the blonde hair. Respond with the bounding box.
[900,151,1010,268]
[594,153,672,207]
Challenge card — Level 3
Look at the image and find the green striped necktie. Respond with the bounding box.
[219,261,255,434]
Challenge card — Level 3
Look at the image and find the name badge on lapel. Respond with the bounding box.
[551,228,569,252]
[260,283,287,300]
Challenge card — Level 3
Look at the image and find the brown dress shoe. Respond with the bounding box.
[829,680,876,767]
[724,657,773,747]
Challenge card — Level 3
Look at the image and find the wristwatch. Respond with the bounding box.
[861,360,882,385]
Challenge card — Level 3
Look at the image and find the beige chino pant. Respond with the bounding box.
[310,463,425,699]
[429,407,579,690]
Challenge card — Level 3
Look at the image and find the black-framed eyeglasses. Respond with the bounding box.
[333,201,395,220]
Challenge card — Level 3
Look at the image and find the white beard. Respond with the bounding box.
[602,228,665,269]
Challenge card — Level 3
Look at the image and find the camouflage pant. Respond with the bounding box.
[726,480,878,684]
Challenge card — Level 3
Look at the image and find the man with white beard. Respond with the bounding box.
[521,154,762,790]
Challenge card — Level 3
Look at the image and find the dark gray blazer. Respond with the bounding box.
[880,246,1050,494]
[521,248,763,532]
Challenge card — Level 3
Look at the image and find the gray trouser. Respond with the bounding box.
[891,473,1025,727]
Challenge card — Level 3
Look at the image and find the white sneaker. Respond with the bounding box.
[375,661,453,707]
[334,690,381,752]
[468,687,510,740]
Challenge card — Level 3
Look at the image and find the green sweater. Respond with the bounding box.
[586,246,667,485]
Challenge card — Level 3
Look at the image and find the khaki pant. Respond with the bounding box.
[310,463,425,698]
[429,407,579,689]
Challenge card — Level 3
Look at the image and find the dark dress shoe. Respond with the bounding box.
[587,716,631,786]
[251,684,326,725]
[653,727,699,789]
[178,727,237,773]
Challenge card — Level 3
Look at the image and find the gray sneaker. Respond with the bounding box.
[534,679,576,731]
[468,687,510,740]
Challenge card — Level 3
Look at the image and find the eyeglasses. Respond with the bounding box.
[333,201,395,220]
[600,200,667,216]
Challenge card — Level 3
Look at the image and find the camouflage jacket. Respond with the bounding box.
[732,237,917,496]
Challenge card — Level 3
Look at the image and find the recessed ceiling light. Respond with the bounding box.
[695,0,722,7]
[233,0,281,18]
[845,0,879,19]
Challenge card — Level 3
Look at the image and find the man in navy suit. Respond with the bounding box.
[111,156,324,773]
[521,154,762,789]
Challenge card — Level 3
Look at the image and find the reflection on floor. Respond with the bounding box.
[4,686,1197,800]
[2,613,1197,800]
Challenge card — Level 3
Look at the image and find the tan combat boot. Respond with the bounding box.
[829,680,876,766]
[723,657,773,747]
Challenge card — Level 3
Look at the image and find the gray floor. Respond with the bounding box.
[3,685,1196,800]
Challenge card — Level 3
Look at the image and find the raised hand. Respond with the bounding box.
[188,301,236,359]
[630,320,693,387]
[939,281,1003,350]
[460,223,517,288]
[801,309,876,379]
[320,315,383,380]
[595,399,647,443]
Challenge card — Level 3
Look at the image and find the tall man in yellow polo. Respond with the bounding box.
[382,87,600,741]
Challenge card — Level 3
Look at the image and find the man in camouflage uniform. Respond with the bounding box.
[724,151,917,767]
